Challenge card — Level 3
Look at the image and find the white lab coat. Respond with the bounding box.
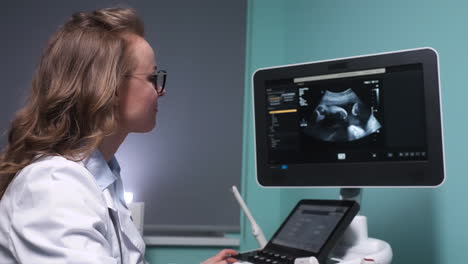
[0,154,148,264]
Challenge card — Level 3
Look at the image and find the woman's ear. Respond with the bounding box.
[114,80,126,104]
[113,86,121,108]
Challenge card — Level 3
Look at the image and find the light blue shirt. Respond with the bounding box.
[84,151,127,209]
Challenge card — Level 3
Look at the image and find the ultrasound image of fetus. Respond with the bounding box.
[304,89,381,142]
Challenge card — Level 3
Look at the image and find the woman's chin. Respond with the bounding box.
[132,121,156,133]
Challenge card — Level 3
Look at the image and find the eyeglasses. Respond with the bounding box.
[126,70,167,95]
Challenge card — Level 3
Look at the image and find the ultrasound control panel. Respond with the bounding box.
[234,250,296,264]
[271,204,348,253]
[233,201,358,264]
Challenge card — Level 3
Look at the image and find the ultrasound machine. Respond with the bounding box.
[232,48,445,264]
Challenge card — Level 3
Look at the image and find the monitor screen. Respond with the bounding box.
[253,48,444,186]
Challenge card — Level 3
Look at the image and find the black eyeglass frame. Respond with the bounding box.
[126,70,167,95]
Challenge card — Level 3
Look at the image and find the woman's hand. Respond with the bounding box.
[201,249,239,264]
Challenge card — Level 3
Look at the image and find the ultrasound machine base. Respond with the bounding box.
[328,216,392,264]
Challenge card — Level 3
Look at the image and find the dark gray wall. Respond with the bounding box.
[0,0,245,231]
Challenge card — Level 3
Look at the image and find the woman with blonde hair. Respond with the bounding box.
[0,7,237,264]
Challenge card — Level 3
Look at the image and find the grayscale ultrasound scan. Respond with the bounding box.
[304,89,381,142]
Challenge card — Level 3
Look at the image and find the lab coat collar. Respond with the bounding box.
[83,150,118,191]
[84,151,146,255]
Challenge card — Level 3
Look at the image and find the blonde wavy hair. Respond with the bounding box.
[0,7,144,198]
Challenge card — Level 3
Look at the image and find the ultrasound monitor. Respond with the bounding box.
[253,48,445,187]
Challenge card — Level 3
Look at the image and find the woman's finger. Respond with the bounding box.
[214,249,238,261]
[226,257,238,263]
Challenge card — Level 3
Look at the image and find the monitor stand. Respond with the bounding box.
[327,188,393,264]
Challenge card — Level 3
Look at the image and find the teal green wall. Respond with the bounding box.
[241,1,468,264]
[240,0,284,252]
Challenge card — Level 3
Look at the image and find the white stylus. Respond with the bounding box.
[231,185,267,248]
